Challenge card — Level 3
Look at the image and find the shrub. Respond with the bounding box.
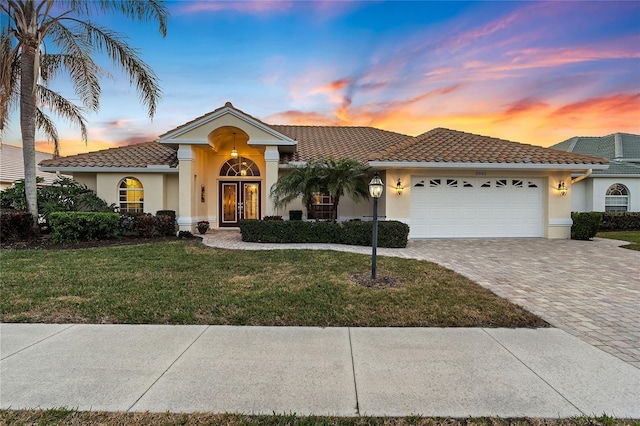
[571,212,603,240]
[289,210,303,221]
[156,210,176,223]
[119,213,139,236]
[50,212,120,243]
[155,213,176,236]
[178,230,194,239]
[263,215,283,221]
[136,214,156,237]
[340,220,410,248]
[239,219,409,248]
[599,211,640,232]
[0,211,36,242]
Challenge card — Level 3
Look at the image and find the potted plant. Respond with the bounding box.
[196,220,210,234]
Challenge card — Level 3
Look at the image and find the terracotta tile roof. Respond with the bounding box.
[369,128,609,165]
[39,142,178,168]
[272,125,410,163]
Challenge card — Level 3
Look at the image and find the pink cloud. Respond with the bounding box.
[177,1,294,14]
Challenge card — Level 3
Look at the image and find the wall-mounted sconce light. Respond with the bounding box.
[557,181,567,196]
[230,132,238,159]
[395,178,404,195]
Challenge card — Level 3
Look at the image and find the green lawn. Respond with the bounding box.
[596,230,640,251]
[0,410,632,426]
[0,240,546,327]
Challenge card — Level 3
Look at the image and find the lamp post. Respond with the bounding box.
[369,171,384,279]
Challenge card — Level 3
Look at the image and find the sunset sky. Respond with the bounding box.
[3,0,640,156]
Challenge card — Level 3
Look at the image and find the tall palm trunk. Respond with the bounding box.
[20,44,39,226]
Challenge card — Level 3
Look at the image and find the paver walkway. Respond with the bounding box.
[202,232,640,368]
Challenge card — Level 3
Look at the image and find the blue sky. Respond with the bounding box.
[3,0,640,155]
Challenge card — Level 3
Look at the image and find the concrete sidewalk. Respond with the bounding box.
[1,324,639,418]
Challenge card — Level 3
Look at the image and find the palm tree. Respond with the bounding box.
[270,158,370,221]
[0,0,168,226]
[321,158,369,222]
[270,160,324,216]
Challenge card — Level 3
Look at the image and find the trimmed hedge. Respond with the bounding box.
[599,211,640,232]
[571,212,602,240]
[0,211,36,242]
[50,212,120,243]
[240,219,410,248]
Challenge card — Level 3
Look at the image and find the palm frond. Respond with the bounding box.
[45,23,102,111]
[65,19,161,118]
[35,108,60,157]
[37,84,87,144]
[89,0,168,37]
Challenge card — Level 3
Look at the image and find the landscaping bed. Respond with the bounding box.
[0,240,547,328]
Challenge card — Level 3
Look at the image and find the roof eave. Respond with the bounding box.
[367,161,609,171]
[39,166,179,173]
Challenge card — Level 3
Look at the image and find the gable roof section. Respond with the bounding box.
[157,102,296,150]
[272,125,410,163]
[369,128,608,167]
[39,142,178,171]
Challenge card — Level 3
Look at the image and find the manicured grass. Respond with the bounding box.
[0,240,546,327]
[0,409,634,425]
[597,231,640,251]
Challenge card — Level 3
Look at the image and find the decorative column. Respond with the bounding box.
[177,145,194,231]
[264,146,280,217]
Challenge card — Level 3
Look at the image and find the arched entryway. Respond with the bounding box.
[219,157,261,227]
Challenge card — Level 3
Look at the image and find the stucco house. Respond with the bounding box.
[39,102,608,239]
[550,133,640,212]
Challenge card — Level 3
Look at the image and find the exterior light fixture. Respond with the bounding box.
[230,132,238,159]
[368,171,384,279]
[557,181,567,196]
[395,178,403,195]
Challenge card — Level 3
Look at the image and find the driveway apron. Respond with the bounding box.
[202,232,640,368]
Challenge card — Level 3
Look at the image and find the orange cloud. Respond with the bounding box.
[35,135,156,157]
[266,110,338,126]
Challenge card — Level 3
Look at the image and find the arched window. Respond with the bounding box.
[605,183,629,212]
[119,177,144,213]
[220,157,260,177]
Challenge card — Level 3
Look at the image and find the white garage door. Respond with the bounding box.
[410,177,544,238]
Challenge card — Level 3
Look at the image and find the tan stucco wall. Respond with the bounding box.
[72,173,97,192]
[95,173,167,215]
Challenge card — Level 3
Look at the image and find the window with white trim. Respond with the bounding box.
[310,192,334,220]
[119,177,144,213]
[605,184,629,212]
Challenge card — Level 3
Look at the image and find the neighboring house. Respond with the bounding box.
[40,102,608,239]
[0,144,67,190]
[550,133,640,212]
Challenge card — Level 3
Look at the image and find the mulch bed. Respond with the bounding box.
[0,235,185,250]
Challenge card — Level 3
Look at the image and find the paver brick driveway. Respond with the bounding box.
[203,232,640,368]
